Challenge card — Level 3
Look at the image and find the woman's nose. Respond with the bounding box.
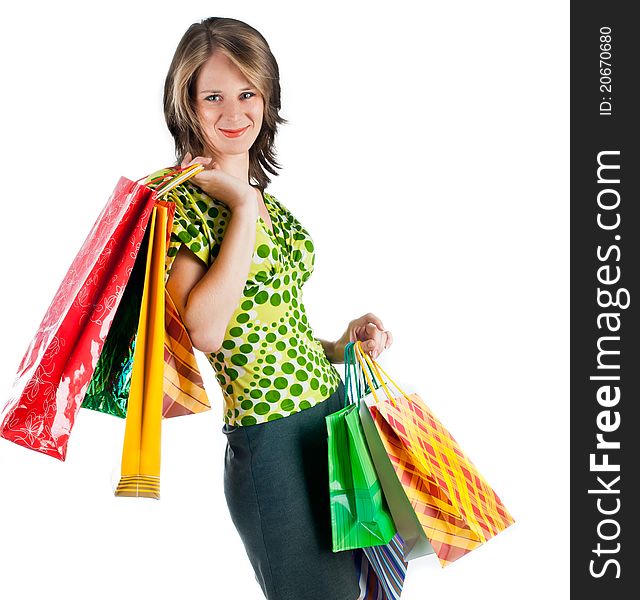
[223,99,244,120]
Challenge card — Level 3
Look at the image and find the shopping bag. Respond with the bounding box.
[113,203,167,499]
[107,166,213,499]
[358,393,435,560]
[80,213,148,418]
[354,532,408,600]
[354,342,434,561]
[326,342,396,551]
[354,341,515,567]
[161,288,211,417]
[81,223,210,418]
[0,165,209,461]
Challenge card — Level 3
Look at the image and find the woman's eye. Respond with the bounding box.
[204,92,255,103]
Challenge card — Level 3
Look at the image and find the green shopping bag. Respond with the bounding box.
[325,341,397,552]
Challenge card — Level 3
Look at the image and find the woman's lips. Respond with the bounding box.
[219,126,250,138]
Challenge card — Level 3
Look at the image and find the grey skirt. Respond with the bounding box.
[222,378,361,600]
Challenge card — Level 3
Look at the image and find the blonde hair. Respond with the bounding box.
[163,17,288,191]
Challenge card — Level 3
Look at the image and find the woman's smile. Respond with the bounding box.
[219,125,250,138]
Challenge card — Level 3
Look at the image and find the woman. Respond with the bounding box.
[146,17,392,600]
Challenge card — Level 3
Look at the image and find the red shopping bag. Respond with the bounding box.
[0,165,207,461]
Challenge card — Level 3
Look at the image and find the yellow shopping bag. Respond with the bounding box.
[112,164,214,500]
[114,203,168,499]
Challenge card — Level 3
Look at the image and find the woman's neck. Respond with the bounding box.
[208,148,251,184]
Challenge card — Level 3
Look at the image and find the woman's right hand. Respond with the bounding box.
[180,152,258,214]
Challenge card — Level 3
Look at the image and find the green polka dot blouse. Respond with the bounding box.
[145,168,341,426]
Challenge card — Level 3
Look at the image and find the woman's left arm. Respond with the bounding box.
[318,313,393,364]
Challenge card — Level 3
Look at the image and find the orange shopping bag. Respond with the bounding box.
[353,341,515,567]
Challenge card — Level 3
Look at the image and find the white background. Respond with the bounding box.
[0,1,569,598]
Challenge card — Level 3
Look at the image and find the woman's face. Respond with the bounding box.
[194,50,264,158]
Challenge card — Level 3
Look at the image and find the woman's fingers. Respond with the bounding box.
[384,330,393,349]
[181,152,213,169]
[364,313,385,331]
[197,156,213,167]
[180,152,192,168]
[346,314,392,359]
[376,331,392,357]
[368,326,393,359]
[362,324,383,359]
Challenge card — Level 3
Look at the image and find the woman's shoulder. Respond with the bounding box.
[264,190,291,217]
[264,190,279,202]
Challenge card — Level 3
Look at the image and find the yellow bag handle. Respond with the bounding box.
[353,341,395,406]
[354,340,413,408]
[138,163,205,196]
[154,163,205,196]
[353,340,389,406]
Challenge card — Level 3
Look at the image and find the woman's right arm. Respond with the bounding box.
[166,194,258,354]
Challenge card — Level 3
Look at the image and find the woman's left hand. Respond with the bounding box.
[334,313,393,363]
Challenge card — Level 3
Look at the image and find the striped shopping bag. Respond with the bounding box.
[161,289,211,417]
[354,341,515,566]
[354,533,408,600]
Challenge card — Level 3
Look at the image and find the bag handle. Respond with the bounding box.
[353,341,385,390]
[343,341,354,407]
[354,340,414,408]
[137,163,205,196]
[343,342,365,407]
[344,341,381,409]
[359,342,413,404]
[353,341,395,408]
